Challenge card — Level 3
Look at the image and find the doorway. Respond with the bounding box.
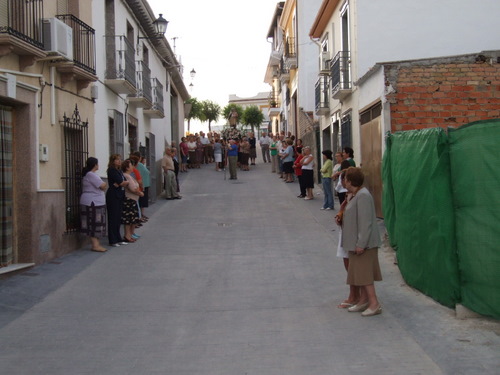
[0,106,13,266]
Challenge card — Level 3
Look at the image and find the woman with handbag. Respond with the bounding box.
[340,167,382,317]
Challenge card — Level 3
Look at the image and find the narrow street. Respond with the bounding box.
[0,161,498,375]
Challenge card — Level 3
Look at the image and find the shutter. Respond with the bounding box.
[114,110,124,158]
[341,114,352,148]
[57,0,68,14]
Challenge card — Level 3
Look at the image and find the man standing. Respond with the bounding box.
[227,139,238,180]
[259,132,271,163]
[162,147,181,199]
[200,131,210,164]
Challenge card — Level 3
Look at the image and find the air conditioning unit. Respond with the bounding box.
[42,18,73,60]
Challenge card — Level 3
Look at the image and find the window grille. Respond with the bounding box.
[61,105,88,233]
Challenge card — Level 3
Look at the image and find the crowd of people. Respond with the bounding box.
[175,130,277,179]
[79,133,383,317]
[268,135,383,317]
[79,152,151,251]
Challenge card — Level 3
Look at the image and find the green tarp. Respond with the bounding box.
[383,128,460,308]
[448,119,500,318]
[383,120,500,318]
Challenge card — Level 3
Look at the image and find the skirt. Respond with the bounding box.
[214,153,222,163]
[283,161,294,174]
[139,187,149,208]
[121,198,140,225]
[302,169,314,188]
[346,247,382,286]
[80,204,107,238]
[240,153,250,166]
[249,148,257,158]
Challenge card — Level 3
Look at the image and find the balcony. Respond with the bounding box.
[128,61,152,108]
[143,78,164,118]
[268,90,281,117]
[319,51,331,75]
[0,0,46,67]
[315,76,329,115]
[284,36,297,70]
[331,51,352,100]
[279,63,290,84]
[54,14,97,89]
[104,35,137,94]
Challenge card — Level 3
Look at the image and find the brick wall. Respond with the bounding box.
[384,53,500,132]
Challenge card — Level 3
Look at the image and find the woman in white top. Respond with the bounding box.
[187,135,197,169]
[300,146,315,200]
[80,157,107,252]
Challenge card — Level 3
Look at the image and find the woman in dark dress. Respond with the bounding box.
[106,154,129,247]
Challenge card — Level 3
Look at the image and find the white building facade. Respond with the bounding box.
[92,0,189,201]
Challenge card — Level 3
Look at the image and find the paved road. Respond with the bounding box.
[1,161,499,374]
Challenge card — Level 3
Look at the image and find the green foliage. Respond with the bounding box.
[222,104,244,124]
[185,97,202,121]
[201,100,221,132]
[241,105,265,133]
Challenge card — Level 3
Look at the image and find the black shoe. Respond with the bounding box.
[297,195,305,198]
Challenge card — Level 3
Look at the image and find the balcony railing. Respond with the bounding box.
[284,36,296,58]
[105,35,136,94]
[144,78,164,118]
[331,51,351,99]
[56,14,96,75]
[0,0,44,49]
[268,90,279,108]
[268,90,281,117]
[129,60,152,106]
[315,76,329,115]
[284,36,297,69]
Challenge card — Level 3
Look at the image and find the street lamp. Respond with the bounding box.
[189,82,194,91]
[138,14,169,43]
[190,69,196,79]
[152,14,169,35]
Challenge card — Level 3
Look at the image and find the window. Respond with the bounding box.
[360,102,382,125]
[108,110,124,157]
[340,113,352,148]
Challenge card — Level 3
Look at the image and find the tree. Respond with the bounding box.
[185,97,202,133]
[222,104,244,125]
[201,100,221,132]
[241,105,265,133]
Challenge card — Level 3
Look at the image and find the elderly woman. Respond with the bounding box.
[300,146,315,200]
[239,137,250,171]
[80,157,108,252]
[280,138,295,182]
[106,154,129,247]
[341,167,382,316]
[187,135,197,169]
[320,150,334,210]
[121,159,144,243]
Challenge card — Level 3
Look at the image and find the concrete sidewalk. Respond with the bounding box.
[0,161,498,374]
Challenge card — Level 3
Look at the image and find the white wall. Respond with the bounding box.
[92,0,173,172]
[297,0,322,112]
[357,0,500,77]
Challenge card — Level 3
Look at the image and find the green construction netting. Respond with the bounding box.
[448,119,500,319]
[382,128,460,308]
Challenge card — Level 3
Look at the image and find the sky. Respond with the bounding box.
[148,0,278,110]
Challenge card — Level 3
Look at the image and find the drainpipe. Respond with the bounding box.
[50,66,56,126]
